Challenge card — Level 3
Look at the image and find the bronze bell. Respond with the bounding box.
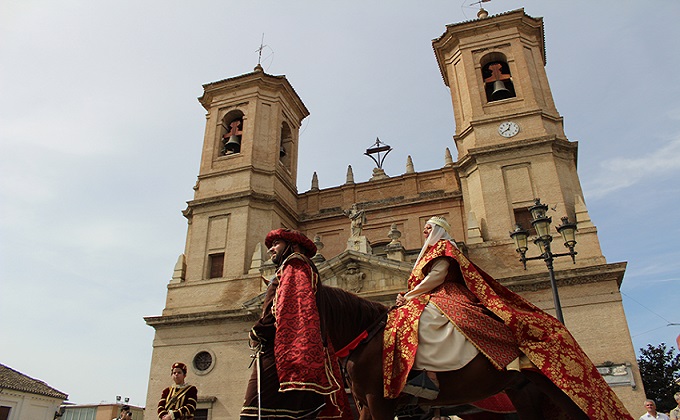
[491,80,512,100]
[223,135,241,154]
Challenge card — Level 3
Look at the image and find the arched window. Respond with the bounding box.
[219,110,244,155]
[279,121,293,170]
[481,53,516,102]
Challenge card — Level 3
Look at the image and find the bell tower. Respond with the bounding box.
[145,66,310,418]
[175,64,308,293]
[431,11,644,411]
[432,8,604,268]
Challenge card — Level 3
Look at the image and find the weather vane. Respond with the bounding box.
[256,33,267,65]
[469,0,490,7]
[364,137,392,169]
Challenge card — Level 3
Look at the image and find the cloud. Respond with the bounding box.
[617,244,680,292]
[584,136,680,198]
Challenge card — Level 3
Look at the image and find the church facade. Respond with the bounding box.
[143,9,644,419]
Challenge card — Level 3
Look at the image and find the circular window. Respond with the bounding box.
[192,350,215,375]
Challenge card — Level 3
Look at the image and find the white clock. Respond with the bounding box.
[498,121,520,138]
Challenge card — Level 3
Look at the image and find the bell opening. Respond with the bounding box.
[482,60,516,102]
[222,135,242,154]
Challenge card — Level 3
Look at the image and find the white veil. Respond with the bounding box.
[413,217,458,268]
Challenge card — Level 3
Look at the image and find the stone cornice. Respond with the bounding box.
[196,164,276,182]
[187,190,269,208]
[462,108,563,134]
[195,164,298,205]
[299,190,461,222]
[185,190,298,224]
[457,135,577,172]
[199,70,309,121]
[299,166,458,198]
[499,262,627,292]
[144,308,259,328]
[452,104,564,145]
[318,249,414,274]
[298,167,462,221]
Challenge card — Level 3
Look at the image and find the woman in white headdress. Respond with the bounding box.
[395,217,478,396]
[384,216,520,400]
[384,217,632,420]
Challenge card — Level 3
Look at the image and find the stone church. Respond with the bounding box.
[143,8,645,419]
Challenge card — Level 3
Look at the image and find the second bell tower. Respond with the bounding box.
[432,8,604,270]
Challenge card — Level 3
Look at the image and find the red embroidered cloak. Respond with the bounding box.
[383,240,632,420]
[274,253,352,419]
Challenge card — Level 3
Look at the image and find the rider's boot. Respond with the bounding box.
[402,370,439,400]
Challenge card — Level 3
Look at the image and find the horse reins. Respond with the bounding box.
[335,307,393,415]
[336,306,394,380]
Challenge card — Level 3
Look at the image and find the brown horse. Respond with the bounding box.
[316,284,588,420]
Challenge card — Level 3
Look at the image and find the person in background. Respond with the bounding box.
[639,399,670,420]
[157,362,197,420]
[114,405,132,420]
[669,393,680,420]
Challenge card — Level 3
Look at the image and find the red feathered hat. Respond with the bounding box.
[265,228,317,258]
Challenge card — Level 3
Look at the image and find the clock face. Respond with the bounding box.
[498,121,520,138]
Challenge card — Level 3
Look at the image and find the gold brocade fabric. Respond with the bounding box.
[383,240,632,420]
[383,241,518,398]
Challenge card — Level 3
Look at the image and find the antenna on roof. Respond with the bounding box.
[469,0,491,7]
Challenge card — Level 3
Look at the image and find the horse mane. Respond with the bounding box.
[316,283,389,350]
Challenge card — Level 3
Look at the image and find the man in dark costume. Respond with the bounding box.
[240,228,351,420]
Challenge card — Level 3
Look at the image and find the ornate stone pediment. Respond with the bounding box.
[316,249,412,304]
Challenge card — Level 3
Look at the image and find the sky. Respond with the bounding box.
[1,0,679,408]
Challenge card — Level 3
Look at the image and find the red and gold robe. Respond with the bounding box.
[274,253,352,419]
[383,240,632,420]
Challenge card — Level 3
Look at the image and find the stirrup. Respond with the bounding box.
[402,371,439,400]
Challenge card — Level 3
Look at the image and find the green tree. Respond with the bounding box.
[638,343,680,413]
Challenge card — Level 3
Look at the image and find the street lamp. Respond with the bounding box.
[509,198,578,324]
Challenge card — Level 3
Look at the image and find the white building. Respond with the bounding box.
[0,363,68,420]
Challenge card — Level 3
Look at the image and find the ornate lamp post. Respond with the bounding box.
[509,198,578,324]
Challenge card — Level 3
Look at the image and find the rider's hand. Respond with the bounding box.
[395,293,406,306]
[248,329,262,349]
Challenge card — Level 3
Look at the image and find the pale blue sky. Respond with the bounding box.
[1,0,679,406]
